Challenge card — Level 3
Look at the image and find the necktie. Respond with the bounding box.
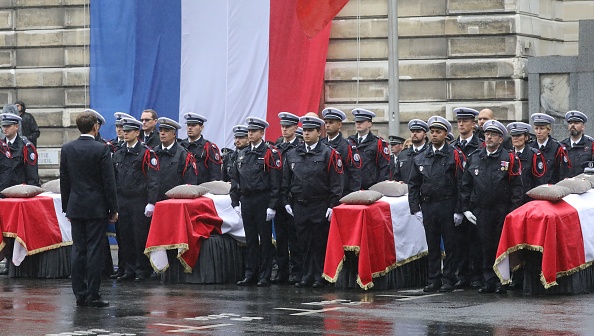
[307,145,312,152]
[540,145,545,151]
[461,140,467,149]
[358,137,363,145]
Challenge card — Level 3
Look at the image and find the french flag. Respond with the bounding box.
[90,0,348,148]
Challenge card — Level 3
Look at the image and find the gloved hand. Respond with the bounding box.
[144,203,155,217]
[414,211,423,222]
[285,204,294,217]
[454,213,464,226]
[463,211,477,225]
[266,208,276,221]
[234,206,242,218]
[325,208,332,221]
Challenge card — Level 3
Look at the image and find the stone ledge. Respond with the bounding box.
[448,78,527,100]
[325,60,388,81]
[446,58,526,79]
[444,15,516,35]
[328,38,388,60]
[331,18,388,39]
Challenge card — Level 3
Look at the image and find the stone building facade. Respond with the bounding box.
[0,0,592,178]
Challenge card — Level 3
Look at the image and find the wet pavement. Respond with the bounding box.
[0,275,593,335]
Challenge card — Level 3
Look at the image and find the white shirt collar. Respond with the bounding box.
[328,133,340,142]
[80,134,94,139]
[284,137,296,144]
[357,133,369,142]
[572,137,582,147]
[537,138,549,147]
[127,140,138,149]
[306,142,318,151]
[433,144,445,153]
[515,145,525,154]
[162,142,174,150]
[252,141,263,150]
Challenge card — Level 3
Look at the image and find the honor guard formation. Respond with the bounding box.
[3,105,594,307]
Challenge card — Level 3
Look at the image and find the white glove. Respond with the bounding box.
[266,208,276,221]
[454,213,464,226]
[285,204,294,217]
[463,211,477,225]
[414,211,423,222]
[144,203,155,217]
[325,208,332,221]
[234,206,242,218]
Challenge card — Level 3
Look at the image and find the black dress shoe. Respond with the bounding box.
[508,281,522,290]
[116,273,135,281]
[149,272,161,280]
[288,275,300,284]
[478,283,496,293]
[237,278,256,286]
[257,279,270,287]
[134,275,147,282]
[312,281,326,288]
[495,285,507,294]
[439,282,454,292]
[470,280,483,289]
[423,282,441,292]
[270,276,288,285]
[109,272,124,280]
[76,300,87,307]
[454,279,469,289]
[87,299,109,307]
[295,281,312,288]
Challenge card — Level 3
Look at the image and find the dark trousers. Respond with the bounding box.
[119,197,152,277]
[475,206,508,284]
[293,200,329,284]
[241,193,273,281]
[422,198,457,285]
[273,207,301,279]
[455,219,483,282]
[71,218,108,302]
[113,220,125,275]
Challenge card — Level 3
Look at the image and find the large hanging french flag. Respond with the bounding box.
[90,0,347,148]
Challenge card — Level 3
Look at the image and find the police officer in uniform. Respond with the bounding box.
[84,109,118,154]
[561,111,593,178]
[271,112,302,284]
[531,113,569,184]
[347,109,388,189]
[231,117,282,287]
[283,116,343,288]
[222,125,249,182]
[451,107,484,290]
[394,119,429,183]
[111,112,135,150]
[388,135,405,180]
[112,118,160,282]
[321,107,362,196]
[461,120,523,294]
[180,113,223,185]
[154,117,198,201]
[0,113,39,188]
[295,127,303,141]
[507,122,547,204]
[409,116,466,292]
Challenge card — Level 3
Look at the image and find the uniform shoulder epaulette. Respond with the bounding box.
[467,148,481,157]
[530,147,540,155]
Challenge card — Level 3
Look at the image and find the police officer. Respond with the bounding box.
[387,135,405,180]
[408,116,466,292]
[561,111,593,178]
[451,107,484,290]
[154,117,197,201]
[111,112,135,150]
[0,113,39,188]
[394,119,429,183]
[222,125,249,182]
[321,107,362,196]
[231,117,282,287]
[295,127,303,141]
[283,116,343,288]
[508,122,547,204]
[531,113,569,184]
[84,109,118,153]
[180,113,223,185]
[112,118,159,282]
[271,112,302,284]
[347,109,389,189]
[460,120,523,294]
[409,116,466,292]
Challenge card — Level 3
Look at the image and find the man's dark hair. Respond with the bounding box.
[76,111,97,134]
[143,109,158,120]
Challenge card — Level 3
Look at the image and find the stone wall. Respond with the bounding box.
[0,0,592,178]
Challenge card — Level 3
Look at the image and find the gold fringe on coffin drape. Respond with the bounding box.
[493,243,594,289]
[144,243,191,273]
[2,232,72,256]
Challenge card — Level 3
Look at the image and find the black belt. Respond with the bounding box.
[240,189,270,197]
[421,195,453,203]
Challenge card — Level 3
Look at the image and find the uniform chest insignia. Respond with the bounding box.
[564,156,568,163]
[215,153,220,160]
[150,158,158,166]
[383,147,389,155]
[353,153,360,162]
[500,161,509,171]
[272,149,277,153]
[5,151,11,159]
[474,169,479,175]
[419,165,423,172]
[337,159,342,168]
[291,162,295,170]
[538,162,543,170]
[29,152,35,161]
[276,159,281,167]
[399,161,403,167]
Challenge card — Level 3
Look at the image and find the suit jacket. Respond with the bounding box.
[60,135,118,219]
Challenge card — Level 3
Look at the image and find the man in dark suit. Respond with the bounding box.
[60,111,118,308]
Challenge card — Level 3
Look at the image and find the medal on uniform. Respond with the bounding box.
[538,162,543,170]
[419,166,423,172]
[500,161,509,171]
[474,169,479,175]
[353,153,360,162]
[399,162,403,167]
[291,162,295,170]
[383,147,389,155]
[337,159,342,168]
